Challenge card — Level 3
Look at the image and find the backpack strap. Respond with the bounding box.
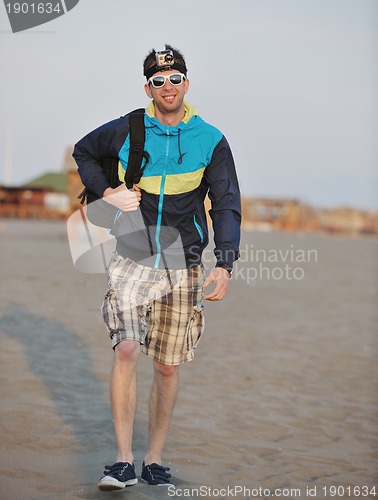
[77,108,147,206]
[125,110,147,189]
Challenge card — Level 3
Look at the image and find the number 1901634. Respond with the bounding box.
[5,3,62,14]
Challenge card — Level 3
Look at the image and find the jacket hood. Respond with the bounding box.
[145,101,204,135]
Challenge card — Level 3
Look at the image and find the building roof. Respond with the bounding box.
[24,172,67,193]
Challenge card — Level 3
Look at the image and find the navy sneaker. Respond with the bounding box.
[97,461,138,491]
[141,462,171,486]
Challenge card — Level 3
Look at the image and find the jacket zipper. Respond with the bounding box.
[154,129,170,268]
[193,214,204,243]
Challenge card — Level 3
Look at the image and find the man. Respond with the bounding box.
[73,44,241,490]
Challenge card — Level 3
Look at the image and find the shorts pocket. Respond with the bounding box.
[102,288,119,337]
[186,304,204,353]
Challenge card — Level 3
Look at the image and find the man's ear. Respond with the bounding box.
[184,78,190,94]
[144,83,153,99]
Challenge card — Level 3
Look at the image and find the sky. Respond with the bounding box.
[0,0,377,210]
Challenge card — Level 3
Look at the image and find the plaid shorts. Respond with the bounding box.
[102,254,205,365]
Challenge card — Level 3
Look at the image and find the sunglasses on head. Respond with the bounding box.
[148,73,186,88]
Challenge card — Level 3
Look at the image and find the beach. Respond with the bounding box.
[0,219,377,499]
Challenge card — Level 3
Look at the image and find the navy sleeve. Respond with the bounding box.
[204,136,242,269]
[72,115,130,198]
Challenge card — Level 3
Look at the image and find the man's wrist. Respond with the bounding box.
[102,187,113,198]
[215,263,233,277]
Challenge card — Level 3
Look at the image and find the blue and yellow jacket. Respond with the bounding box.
[73,102,241,270]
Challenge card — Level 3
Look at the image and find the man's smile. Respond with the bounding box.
[162,94,176,102]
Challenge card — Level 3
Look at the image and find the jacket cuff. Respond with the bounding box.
[96,181,112,198]
[215,250,239,271]
[215,262,233,276]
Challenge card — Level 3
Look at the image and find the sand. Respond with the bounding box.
[0,219,377,499]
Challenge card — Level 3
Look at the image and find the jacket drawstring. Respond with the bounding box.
[177,129,187,164]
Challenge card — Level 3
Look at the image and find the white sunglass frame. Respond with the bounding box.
[148,73,186,89]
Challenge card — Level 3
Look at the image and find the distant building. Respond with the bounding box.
[0,168,69,219]
[1,147,377,236]
[242,197,378,236]
[24,172,69,212]
[63,147,84,212]
[0,147,84,219]
[0,182,67,219]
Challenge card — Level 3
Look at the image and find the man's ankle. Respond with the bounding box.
[117,454,134,464]
[143,454,162,466]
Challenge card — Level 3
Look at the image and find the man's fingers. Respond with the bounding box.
[204,290,226,301]
[104,186,141,211]
[202,276,214,289]
[203,268,230,299]
[124,198,140,207]
[203,281,228,301]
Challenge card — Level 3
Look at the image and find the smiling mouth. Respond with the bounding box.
[163,94,176,102]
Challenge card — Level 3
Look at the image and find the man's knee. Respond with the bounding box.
[114,340,140,364]
[154,361,179,378]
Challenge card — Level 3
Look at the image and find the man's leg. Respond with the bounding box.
[144,360,179,465]
[110,339,141,463]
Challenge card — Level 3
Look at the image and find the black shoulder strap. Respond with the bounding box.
[77,108,146,205]
[125,109,146,189]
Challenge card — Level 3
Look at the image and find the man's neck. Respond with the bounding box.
[154,106,185,127]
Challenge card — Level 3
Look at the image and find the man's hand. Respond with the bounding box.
[203,267,230,301]
[102,184,141,211]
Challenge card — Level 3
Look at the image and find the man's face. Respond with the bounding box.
[144,69,189,116]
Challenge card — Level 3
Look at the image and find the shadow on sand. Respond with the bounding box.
[0,303,150,498]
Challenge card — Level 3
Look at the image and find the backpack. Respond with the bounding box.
[77,109,147,229]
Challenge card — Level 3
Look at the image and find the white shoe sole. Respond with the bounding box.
[98,475,138,491]
[141,477,171,486]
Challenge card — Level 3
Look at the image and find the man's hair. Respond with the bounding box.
[143,44,187,75]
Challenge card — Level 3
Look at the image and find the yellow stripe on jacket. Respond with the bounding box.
[127,167,206,195]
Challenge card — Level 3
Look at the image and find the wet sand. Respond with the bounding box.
[0,219,377,499]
